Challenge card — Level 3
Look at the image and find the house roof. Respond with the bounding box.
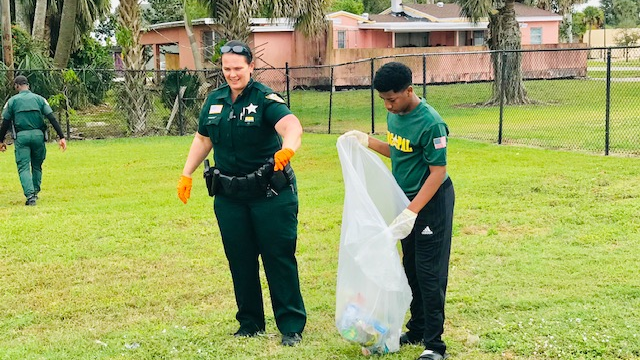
[368,13,432,23]
[405,2,559,19]
[326,11,373,23]
[378,2,562,22]
[146,18,295,32]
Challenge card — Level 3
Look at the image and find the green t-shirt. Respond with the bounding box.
[387,98,449,198]
[197,79,292,175]
[2,90,53,132]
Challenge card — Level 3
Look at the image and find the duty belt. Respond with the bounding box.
[204,159,294,199]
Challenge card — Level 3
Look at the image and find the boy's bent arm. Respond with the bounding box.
[367,136,390,158]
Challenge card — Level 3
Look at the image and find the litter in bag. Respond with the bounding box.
[335,135,413,355]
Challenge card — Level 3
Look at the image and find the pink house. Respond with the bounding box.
[140,18,325,71]
[328,2,562,50]
[138,4,582,88]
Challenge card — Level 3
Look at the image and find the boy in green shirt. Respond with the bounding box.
[344,62,455,360]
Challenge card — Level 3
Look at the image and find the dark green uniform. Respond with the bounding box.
[387,98,455,355]
[197,79,306,335]
[1,90,55,198]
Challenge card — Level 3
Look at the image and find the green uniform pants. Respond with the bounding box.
[14,130,46,198]
[213,186,307,334]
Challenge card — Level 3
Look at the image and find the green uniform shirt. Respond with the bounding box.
[387,98,449,198]
[2,90,53,132]
[198,79,292,175]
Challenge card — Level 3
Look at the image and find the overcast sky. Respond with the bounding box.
[574,0,601,11]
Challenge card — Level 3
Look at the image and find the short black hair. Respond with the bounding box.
[373,62,412,93]
[221,40,253,64]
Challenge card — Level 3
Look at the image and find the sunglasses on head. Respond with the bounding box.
[220,45,251,56]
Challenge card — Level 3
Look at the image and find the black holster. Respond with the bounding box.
[203,160,220,197]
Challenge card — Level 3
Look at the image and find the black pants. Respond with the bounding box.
[401,177,454,355]
[213,186,306,335]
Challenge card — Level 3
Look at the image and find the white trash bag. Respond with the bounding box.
[335,135,413,355]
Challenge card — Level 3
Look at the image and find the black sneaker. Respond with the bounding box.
[417,349,450,360]
[281,332,302,346]
[25,196,37,206]
[233,329,262,337]
[400,332,423,346]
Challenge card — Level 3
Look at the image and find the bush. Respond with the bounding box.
[69,36,115,105]
[161,70,201,111]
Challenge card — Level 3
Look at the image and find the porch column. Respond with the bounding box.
[154,44,161,70]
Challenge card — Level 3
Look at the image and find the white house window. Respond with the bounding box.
[337,31,346,48]
[530,27,543,44]
[202,30,221,61]
[473,31,485,46]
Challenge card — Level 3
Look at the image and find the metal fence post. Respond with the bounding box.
[605,48,611,155]
[422,54,427,100]
[498,51,507,145]
[370,58,375,134]
[285,62,290,109]
[328,66,334,134]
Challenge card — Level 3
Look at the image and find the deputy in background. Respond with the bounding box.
[176,40,306,346]
[0,75,67,206]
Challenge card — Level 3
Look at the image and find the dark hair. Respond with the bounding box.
[220,40,253,64]
[373,62,412,93]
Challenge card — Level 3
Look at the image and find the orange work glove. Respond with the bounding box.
[274,148,295,171]
[177,175,192,204]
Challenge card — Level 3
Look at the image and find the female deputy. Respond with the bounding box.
[176,40,305,346]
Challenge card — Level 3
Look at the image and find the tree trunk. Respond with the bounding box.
[1,0,14,72]
[117,0,151,134]
[14,0,30,32]
[183,5,206,85]
[53,0,79,68]
[565,12,573,43]
[486,0,530,105]
[32,0,47,41]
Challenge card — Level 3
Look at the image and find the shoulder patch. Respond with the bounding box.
[266,93,285,104]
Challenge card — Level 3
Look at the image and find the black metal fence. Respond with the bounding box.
[2,46,640,156]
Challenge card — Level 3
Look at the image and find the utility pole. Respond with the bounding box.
[1,0,15,75]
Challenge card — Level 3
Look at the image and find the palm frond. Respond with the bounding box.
[457,0,494,23]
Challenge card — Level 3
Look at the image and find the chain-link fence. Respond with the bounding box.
[2,46,639,155]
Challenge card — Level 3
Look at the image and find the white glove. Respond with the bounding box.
[341,130,369,147]
[389,209,418,240]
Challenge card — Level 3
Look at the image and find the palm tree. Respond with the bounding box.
[53,0,79,68]
[116,0,152,133]
[457,0,530,105]
[582,6,604,49]
[1,0,15,73]
[16,0,110,63]
[32,0,48,41]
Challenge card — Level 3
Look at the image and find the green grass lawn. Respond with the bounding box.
[588,59,640,67]
[1,136,639,359]
[292,79,640,155]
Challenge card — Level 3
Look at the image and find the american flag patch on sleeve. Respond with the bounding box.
[433,136,447,149]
